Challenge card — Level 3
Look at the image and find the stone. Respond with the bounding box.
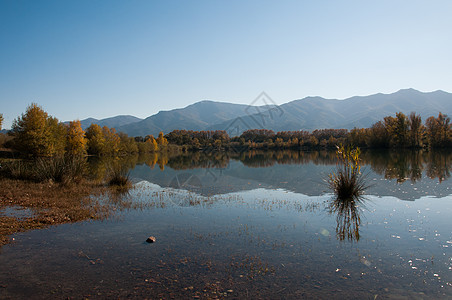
[146,236,156,243]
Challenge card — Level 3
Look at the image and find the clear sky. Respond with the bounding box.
[1,0,451,129]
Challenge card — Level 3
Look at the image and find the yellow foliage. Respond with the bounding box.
[11,103,64,157]
[85,124,105,155]
[156,131,168,146]
[67,120,87,155]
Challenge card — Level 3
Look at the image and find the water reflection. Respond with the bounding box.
[3,152,452,299]
[328,196,365,242]
[86,149,452,200]
[365,150,452,183]
[87,150,452,185]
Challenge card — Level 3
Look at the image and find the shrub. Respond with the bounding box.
[35,155,86,184]
[106,163,131,188]
[328,145,368,241]
[328,145,366,201]
[0,155,87,184]
[0,159,34,180]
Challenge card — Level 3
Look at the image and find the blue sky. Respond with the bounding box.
[1,0,451,129]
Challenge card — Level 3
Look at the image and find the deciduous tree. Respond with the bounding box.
[85,124,105,156]
[408,112,423,148]
[11,103,54,156]
[66,120,87,155]
[102,126,120,156]
[156,131,168,146]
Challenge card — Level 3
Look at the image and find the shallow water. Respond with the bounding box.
[0,206,35,220]
[0,150,451,299]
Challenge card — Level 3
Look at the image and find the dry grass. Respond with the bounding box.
[328,145,367,201]
[0,178,110,247]
[0,155,86,185]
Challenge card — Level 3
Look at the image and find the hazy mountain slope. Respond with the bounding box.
[75,89,452,137]
[117,101,253,137]
[77,115,143,130]
[210,89,452,135]
[335,89,452,129]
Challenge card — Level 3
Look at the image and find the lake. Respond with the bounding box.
[0,150,451,299]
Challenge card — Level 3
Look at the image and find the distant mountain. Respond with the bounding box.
[75,115,143,130]
[209,89,452,135]
[117,101,254,137]
[77,89,452,137]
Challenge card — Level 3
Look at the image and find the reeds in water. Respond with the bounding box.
[106,163,131,190]
[328,145,366,201]
[328,145,368,241]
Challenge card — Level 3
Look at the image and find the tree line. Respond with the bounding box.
[2,103,169,157]
[165,112,451,150]
[2,105,451,158]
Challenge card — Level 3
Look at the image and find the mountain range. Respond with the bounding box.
[75,89,452,137]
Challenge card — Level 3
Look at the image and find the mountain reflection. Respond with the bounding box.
[89,149,452,200]
[163,149,452,185]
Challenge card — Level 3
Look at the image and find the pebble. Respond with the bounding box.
[146,236,156,243]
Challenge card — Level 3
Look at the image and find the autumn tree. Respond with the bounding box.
[192,137,201,149]
[102,126,120,156]
[48,116,67,155]
[145,135,158,151]
[425,113,451,148]
[393,112,409,147]
[156,131,168,146]
[408,112,423,148]
[119,132,138,154]
[11,103,64,157]
[0,113,3,130]
[85,124,105,155]
[368,121,390,148]
[66,120,87,155]
[349,128,368,147]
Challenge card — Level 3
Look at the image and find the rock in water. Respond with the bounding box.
[146,236,156,243]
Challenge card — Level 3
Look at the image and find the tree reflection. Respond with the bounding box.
[425,151,451,183]
[328,195,365,242]
[364,149,451,183]
[86,150,452,188]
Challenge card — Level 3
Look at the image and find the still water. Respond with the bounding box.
[0,150,451,299]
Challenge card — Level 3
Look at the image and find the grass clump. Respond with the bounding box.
[0,155,87,185]
[34,155,86,184]
[0,159,34,180]
[328,145,366,201]
[328,145,368,241]
[106,163,131,189]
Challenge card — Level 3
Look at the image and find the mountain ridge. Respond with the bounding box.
[72,89,452,137]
